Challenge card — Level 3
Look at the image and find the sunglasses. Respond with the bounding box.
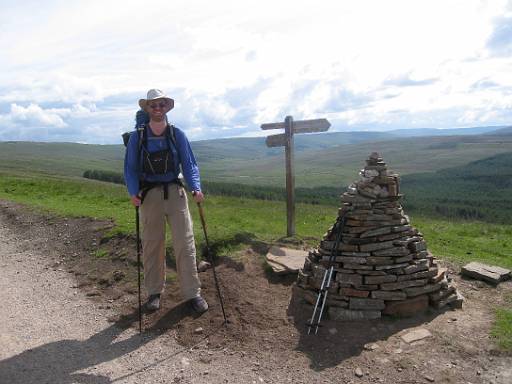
[149,102,167,110]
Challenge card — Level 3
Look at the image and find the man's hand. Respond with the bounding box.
[131,195,142,207]
[192,190,204,203]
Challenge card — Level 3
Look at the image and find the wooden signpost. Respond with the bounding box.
[261,116,331,236]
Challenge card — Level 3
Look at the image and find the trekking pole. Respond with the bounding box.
[196,202,228,325]
[307,214,346,335]
[135,206,142,334]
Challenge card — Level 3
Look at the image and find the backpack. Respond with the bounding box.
[122,110,181,176]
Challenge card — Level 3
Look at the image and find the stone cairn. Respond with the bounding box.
[297,153,463,320]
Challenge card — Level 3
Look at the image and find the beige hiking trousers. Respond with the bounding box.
[140,184,201,300]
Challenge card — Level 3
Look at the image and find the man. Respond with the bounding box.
[124,89,208,314]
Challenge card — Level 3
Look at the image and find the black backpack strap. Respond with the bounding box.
[166,124,179,152]
[140,123,150,149]
[137,124,146,177]
[169,124,177,146]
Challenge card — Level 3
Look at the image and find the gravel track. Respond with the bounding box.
[0,211,245,384]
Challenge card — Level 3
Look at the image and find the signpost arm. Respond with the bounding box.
[285,115,295,237]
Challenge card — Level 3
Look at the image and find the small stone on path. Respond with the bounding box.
[355,367,364,377]
[180,357,190,367]
[401,328,432,343]
[461,262,511,285]
[194,327,204,334]
[364,343,379,351]
[265,246,307,274]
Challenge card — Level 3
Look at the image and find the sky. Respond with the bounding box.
[0,0,511,143]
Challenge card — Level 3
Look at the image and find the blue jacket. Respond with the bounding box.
[124,125,201,196]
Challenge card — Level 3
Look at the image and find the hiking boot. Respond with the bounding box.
[146,294,161,311]
[197,260,211,273]
[190,296,209,314]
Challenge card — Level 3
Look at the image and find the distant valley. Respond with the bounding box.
[1,125,510,189]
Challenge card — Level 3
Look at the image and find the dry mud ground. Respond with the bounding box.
[0,199,511,384]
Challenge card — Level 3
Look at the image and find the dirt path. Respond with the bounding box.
[0,209,215,384]
[0,200,511,384]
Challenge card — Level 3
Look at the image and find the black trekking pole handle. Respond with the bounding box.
[196,202,228,325]
[135,206,142,334]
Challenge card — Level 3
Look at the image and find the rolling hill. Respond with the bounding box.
[198,130,512,187]
[400,152,512,223]
[0,125,511,189]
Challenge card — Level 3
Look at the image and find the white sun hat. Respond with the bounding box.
[138,89,175,111]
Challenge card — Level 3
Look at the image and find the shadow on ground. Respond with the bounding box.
[287,286,443,371]
[0,304,220,384]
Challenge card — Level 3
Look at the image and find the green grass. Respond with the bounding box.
[0,172,336,249]
[165,271,177,282]
[94,248,109,259]
[491,308,512,351]
[0,172,134,234]
[411,216,512,269]
[0,142,124,178]
[1,172,511,269]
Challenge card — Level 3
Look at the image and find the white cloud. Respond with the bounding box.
[0,72,105,105]
[0,0,511,143]
[1,103,67,128]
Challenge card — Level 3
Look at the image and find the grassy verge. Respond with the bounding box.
[411,216,512,269]
[0,173,135,233]
[0,172,511,268]
[491,293,512,352]
[491,307,512,351]
[0,173,335,253]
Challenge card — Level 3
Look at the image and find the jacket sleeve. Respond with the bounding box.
[124,131,141,196]
[174,127,201,192]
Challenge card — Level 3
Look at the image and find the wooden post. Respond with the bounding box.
[284,116,295,237]
[261,116,330,238]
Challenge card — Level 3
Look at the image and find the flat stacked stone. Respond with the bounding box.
[296,152,462,319]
